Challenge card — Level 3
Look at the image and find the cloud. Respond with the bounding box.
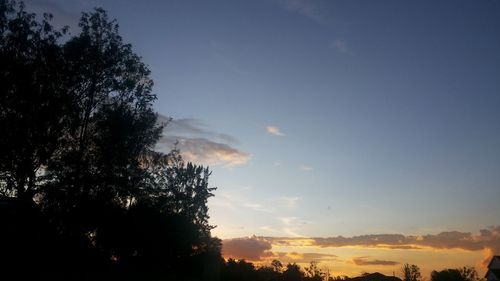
[275,0,330,25]
[156,115,249,166]
[222,236,273,260]
[222,227,500,267]
[299,165,313,171]
[330,39,349,53]
[255,226,500,267]
[352,256,399,266]
[222,237,338,263]
[266,126,285,136]
[244,203,272,213]
[265,252,338,264]
[159,115,238,144]
[157,136,250,166]
[278,216,305,237]
[275,196,300,208]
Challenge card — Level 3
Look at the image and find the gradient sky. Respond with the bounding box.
[26,0,500,277]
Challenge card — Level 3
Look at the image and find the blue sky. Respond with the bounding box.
[25,0,500,274]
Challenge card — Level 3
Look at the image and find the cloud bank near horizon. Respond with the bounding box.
[221,226,500,267]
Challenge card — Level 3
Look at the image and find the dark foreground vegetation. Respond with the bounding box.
[0,1,486,280]
[0,1,219,279]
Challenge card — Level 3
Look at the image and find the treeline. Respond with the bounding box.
[222,259,330,281]
[220,260,483,281]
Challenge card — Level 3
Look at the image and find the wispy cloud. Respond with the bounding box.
[266,125,285,136]
[244,203,272,213]
[156,115,249,167]
[265,251,338,264]
[330,39,349,53]
[209,39,252,75]
[278,216,304,237]
[274,0,330,25]
[299,165,313,171]
[275,196,300,208]
[352,256,399,266]
[159,115,238,144]
[209,185,254,211]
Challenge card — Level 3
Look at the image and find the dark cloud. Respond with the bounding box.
[222,236,272,261]
[159,115,238,144]
[352,256,399,266]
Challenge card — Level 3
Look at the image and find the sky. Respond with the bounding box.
[25,0,500,278]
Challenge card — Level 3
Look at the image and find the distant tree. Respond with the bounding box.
[431,267,480,281]
[401,264,422,281]
[221,259,257,281]
[458,266,479,281]
[272,259,284,272]
[330,276,351,281]
[305,261,325,281]
[283,263,305,281]
[257,265,282,281]
[431,269,463,281]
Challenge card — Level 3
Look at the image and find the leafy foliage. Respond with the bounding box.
[401,264,422,281]
[431,267,480,281]
[0,1,220,280]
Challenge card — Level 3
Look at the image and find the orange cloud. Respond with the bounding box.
[157,136,250,166]
[221,237,338,263]
[352,256,399,266]
[222,226,500,270]
[246,226,500,268]
[262,226,500,255]
[264,252,338,264]
[222,236,272,260]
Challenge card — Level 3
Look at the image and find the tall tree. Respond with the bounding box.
[43,7,161,216]
[0,0,70,201]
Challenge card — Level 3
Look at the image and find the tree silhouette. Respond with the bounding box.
[431,267,480,281]
[401,263,422,281]
[305,261,325,281]
[458,266,479,281]
[283,263,305,281]
[272,259,284,273]
[0,0,70,201]
[0,1,221,280]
